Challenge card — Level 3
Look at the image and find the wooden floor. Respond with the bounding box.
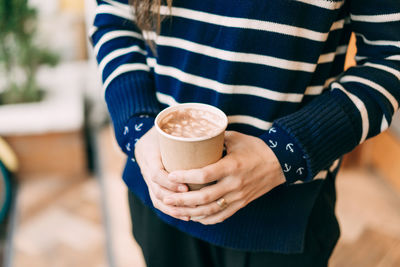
[8,125,400,267]
[331,228,400,267]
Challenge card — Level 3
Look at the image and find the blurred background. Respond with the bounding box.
[0,0,399,266]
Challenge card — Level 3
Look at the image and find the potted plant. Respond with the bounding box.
[0,0,59,105]
[0,0,87,178]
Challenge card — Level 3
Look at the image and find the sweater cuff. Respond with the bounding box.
[259,126,308,184]
[119,115,155,159]
[105,71,160,141]
[274,92,358,180]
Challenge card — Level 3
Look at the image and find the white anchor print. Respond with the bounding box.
[296,167,304,175]
[283,163,291,173]
[135,123,143,131]
[268,140,277,148]
[268,127,276,134]
[123,126,129,136]
[126,142,131,152]
[139,114,149,118]
[134,138,139,144]
[131,157,136,162]
[286,143,294,153]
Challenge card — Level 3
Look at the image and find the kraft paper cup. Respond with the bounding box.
[155,103,228,191]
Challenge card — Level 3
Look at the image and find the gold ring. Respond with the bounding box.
[216,197,228,209]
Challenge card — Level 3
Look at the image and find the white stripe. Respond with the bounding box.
[155,92,273,130]
[147,57,156,68]
[386,55,400,61]
[96,4,134,21]
[381,115,389,132]
[356,33,400,48]
[293,0,344,10]
[330,19,345,31]
[152,62,304,102]
[355,55,367,61]
[329,159,340,172]
[150,35,316,72]
[103,63,149,91]
[304,85,324,95]
[331,82,369,143]
[228,116,272,130]
[93,30,143,56]
[340,75,399,111]
[351,12,400,23]
[159,6,329,42]
[103,0,132,11]
[98,45,146,75]
[314,170,328,180]
[364,63,400,80]
[156,92,179,106]
[304,77,337,95]
[317,45,348,64]
[88,26,98,40]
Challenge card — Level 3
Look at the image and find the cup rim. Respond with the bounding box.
[155,103,228,142]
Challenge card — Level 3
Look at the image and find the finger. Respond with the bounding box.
[223,131,240,151]
[150,169,188,192]
[169,201,223,218]
[168,155,233,185]
[193,199,243,225]
[172,188,245,218]
[148,189,190,221]
[163,176,234,206]
[150,182,176,202]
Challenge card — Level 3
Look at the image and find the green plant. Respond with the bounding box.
[0,0,59,105]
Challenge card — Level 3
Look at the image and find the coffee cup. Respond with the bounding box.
[155,103,228,191]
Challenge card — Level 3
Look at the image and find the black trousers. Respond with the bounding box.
[128,188,340,267]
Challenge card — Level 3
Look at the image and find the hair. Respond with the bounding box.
[130,0,173,52]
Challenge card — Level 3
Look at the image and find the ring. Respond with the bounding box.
[216,197,228,209]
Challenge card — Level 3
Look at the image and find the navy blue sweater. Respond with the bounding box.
[90,0,400,252]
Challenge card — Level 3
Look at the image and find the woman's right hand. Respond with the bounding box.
[134,127,190,221]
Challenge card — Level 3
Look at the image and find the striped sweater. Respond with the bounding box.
[90,0,400,252]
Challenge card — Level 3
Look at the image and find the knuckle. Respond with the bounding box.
[236,190,246,199]
[153,187,163,200]
[232,178,243,190]
[175,198,185,206]
[198,170,209,184]
[207,206,218,215]
[232,159,242,171]
[201,193,211,203]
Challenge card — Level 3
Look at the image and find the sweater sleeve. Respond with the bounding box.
[273,0,400,181]
[89,0,160,152]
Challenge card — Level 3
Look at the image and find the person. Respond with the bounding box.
[90,0,400,266]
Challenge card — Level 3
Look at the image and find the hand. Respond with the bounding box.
[163,131,286,225]
[134,127,190,221]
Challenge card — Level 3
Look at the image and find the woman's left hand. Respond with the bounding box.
[163,131,286,225]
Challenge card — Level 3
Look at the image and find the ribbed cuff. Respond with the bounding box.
[274,92,358,180]
[105,71,160,146]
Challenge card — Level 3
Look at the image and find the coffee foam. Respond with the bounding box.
[159,108,224,138]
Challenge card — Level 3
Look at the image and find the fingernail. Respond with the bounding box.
[178,185,188,192]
